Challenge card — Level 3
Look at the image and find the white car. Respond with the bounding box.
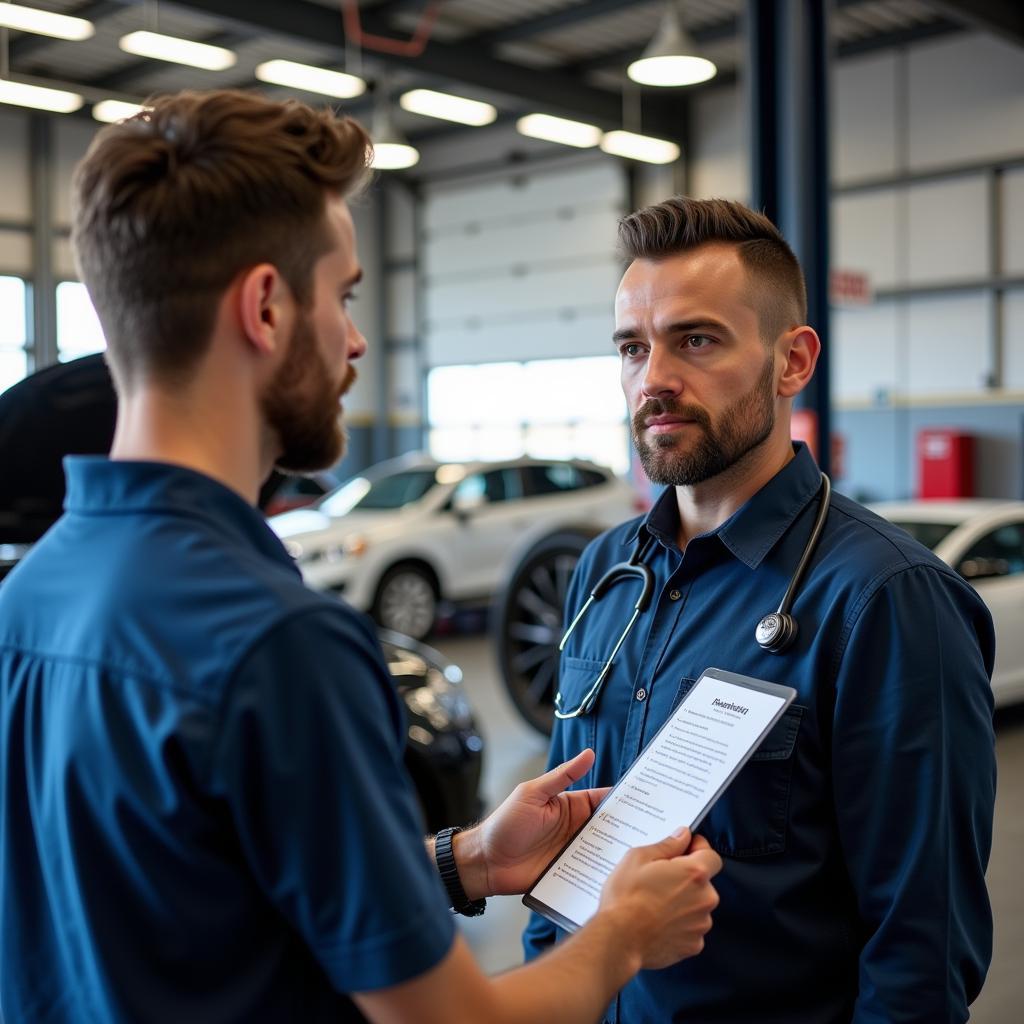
[269,454,639,639]
[871,500,1024,707]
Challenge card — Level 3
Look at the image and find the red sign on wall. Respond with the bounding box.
[830,268,873,306]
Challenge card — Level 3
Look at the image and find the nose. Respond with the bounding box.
[640,345,683,400]
[349,324,367,362]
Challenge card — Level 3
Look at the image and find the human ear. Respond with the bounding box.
[776,327,821,398]
[237,264,291,356]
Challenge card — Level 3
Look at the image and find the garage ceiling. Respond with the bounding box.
[5,0,1023,142]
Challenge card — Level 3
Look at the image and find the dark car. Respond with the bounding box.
[0,355,484,831]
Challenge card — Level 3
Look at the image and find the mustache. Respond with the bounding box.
[632,397,711,432]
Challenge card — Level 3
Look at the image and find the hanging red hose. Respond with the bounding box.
[341,0,441,58]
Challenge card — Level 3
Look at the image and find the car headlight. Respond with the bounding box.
[344,534,369,557]
[291,535,369,567]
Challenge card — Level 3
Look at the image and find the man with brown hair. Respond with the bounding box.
[525,196,996,1022]
[0,93,722,1023]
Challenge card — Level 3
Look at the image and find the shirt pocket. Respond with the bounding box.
[672,676,804,858]
[553,656,605,756]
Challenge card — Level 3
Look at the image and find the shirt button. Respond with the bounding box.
[636,688,647,701]
[669,589,681,601]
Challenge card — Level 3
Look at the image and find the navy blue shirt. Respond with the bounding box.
[525,444,996,1024]
[0,458,454,1023]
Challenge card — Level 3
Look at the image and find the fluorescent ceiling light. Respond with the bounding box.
[627,3,717,87]
[0,79,83,113]
[0,3,94,40]
[119,31,236,71]
[600,130,680,164]
[399,89,496,126]
[93,99,146,123]
[255,60,365,99]
[371,142,420,171]
[516,113,601,149]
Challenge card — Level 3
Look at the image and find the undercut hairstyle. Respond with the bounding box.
[617,196,807,343]
[72,89,372,390]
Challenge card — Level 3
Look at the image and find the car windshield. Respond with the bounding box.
[889,520,958,551]
[320,469,438,516]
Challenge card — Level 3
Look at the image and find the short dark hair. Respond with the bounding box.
[72,89,371,389]
[617,196,807,342]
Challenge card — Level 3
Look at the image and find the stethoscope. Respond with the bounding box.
[554,473,832,720]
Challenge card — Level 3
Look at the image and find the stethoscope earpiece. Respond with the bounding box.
[754,612,798,654]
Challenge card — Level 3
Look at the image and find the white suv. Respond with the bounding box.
[269,454,639,639]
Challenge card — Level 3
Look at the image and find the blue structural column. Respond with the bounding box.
[747,0,831,474]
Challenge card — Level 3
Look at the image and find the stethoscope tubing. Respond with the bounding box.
[554,473,831,720]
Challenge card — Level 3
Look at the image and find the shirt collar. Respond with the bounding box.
[62,456,298,572]
[625,443,824,569]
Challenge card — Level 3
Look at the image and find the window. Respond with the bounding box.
[452,468,522,506]
[959,522,1024,579]
[522,463,601,497]
[889,520,958,551]
[427,357,629,474]
[56,281,106,361]
[0,276,28,396]
[321,469,438,517]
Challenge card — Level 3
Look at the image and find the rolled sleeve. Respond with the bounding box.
[831,565,996,1023]
[207,607,455,994]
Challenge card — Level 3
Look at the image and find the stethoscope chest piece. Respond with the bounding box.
[754,612,798,653]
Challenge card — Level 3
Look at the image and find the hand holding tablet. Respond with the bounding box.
[526,668,796,932]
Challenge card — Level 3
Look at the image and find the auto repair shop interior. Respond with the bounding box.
[0,1,1022,1022]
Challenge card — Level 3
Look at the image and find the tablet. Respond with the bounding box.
[524,667,797,933]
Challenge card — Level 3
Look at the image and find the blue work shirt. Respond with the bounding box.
[525,443,996,1024]
[0,458,454,1023]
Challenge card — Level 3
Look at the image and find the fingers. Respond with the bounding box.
[626,828,692,865]
[687,832,712,852]
[529,748,596,800]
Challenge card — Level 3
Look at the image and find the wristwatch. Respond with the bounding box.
[434,827,486,917]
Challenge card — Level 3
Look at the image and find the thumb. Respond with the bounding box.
[636,826,692,862]
[531,748,596,800]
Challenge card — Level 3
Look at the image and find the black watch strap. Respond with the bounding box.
[434,827,486,917]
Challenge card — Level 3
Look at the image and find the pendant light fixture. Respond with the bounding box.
[627,1,716,87]
[370,84,419,171]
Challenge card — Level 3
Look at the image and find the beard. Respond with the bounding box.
[631,353,776,487]
[261,310,356,474]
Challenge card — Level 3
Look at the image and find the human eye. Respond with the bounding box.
[684,334,715,350]
[619,341,645,358]
[341,290,358,309]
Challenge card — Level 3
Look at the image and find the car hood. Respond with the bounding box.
[269,507,398,542]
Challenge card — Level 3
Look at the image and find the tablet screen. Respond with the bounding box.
[524,668,796,933]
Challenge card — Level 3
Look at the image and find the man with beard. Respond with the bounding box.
[0,93,724,1023]
[524,196,996,1023]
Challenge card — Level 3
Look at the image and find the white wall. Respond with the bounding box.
[421,159,626,368]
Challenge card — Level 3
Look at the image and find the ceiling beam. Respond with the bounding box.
[162,0,687,138]
[472,0,651,47]
[925,0,1024,46]
[836,18,964,58]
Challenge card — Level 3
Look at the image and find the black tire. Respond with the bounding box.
[493,532,592,735]
[372,563,439,641]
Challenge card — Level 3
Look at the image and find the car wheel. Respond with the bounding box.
[373,564,438,641]
[493,532,591,736]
